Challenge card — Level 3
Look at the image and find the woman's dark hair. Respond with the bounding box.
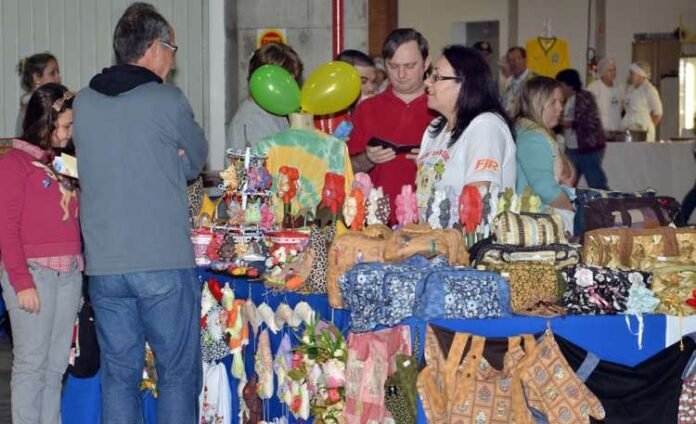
[16,53,58,92]
[336,49,375,68]
[113,2,171,65]
[248,42,304,84]
[556,68,582,92]
[22,83,73,152]
[382,28,429,61]
[430,45,516,147]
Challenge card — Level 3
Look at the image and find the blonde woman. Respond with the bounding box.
[515,76,576,231]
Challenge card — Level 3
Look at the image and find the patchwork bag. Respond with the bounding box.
[582,227,696,269]
[574,188,656,235]
[414,269,511,320]
[327,225,391,308]
[340,256,434,332]
[470,237,580,270]
[383,225,469,266]
[494,211,567,247]
[494,262,564,316]
[583,196,680,233]
[561,264,653,315]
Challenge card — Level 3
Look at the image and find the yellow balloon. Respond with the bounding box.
[301,61,361,115]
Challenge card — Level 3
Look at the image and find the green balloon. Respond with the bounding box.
[249,65,301,116]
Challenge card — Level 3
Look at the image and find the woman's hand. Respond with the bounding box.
[17,288,40,314]
[366,145,396,164]
[406,148,420,161]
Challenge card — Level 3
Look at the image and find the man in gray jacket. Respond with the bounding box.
[72,3,207,423]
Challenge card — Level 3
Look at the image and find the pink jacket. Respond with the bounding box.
[0,140,81,292]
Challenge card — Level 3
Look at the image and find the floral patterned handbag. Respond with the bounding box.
[494,262,564,316]
[561,264,654,315]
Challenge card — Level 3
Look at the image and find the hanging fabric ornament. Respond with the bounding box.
[319,172,346,216]
[343,188,365,231]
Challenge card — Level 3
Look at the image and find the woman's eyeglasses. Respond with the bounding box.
[426,70,463,83]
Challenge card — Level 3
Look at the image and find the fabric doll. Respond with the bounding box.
[352,172,373,199]
[395,185,418,227]
[219,164,238,194]
[319,172,346,216]
[277,166,300,227]
[426,189,449,229]
[343,188,365,231]
[244,200,262,225]
[366,187,391,226]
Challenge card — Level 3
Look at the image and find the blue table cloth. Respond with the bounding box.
[62,271,670,423]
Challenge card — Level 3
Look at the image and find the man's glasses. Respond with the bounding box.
[426,70,463,83]
[159,40,179,54]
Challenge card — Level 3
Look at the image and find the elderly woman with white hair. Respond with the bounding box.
[622,61,663,141]
[587,57,623,134]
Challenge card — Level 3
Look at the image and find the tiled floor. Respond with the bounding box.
[0,334,11,423]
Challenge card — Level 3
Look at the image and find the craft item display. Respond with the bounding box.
[365,187,391,226]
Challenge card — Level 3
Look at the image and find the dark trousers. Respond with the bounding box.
[566,148,609,190]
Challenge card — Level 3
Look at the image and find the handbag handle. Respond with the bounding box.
[620,227,680,266]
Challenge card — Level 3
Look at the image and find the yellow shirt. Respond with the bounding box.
[525,37,570,78]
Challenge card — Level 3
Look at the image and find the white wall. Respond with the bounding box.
[231,0,368,105]
[399,0,509,62]
[398,0,695,84]
[606,0,695,76]
[0,0,208,142]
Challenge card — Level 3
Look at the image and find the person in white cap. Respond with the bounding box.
[622,61,663,141]
[587,58,624,134]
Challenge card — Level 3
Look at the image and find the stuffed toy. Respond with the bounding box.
[426,189,451,229]
[459,185,483,234]
[319,172,346,216]
[219,164,238,194]
[366,187,391,226]
[352,172,373,199]
[395,185,418,227]
[343,188,365,231]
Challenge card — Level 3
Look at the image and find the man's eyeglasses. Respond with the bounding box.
[159,40,179,54]
[426,70,463,83]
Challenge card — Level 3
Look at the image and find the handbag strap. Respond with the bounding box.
[620,227,680,266]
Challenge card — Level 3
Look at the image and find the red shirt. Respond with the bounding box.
[0,140,81,293]
[348,87,436,222]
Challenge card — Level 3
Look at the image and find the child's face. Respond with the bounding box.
[355,65,378,97]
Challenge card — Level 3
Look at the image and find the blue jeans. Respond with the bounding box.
[566,148,609,190]
[90,269,201,424]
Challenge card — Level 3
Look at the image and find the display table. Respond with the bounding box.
[61,271,677,424]
[579,140,696,202]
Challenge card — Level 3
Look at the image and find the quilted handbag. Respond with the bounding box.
[561,264,654,315]
[494,211,567,247]
[327,225,391,308]
[414,268,511,320]
[583,196,680,233]
[574,188,656,235]
[383,224,469,266]
[470,237,580,270]
[643,257,696,316]
[340,256,444,332]
[494,262,564,316]
[582,227,696,269]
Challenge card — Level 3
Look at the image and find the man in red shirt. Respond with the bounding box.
[348,28,436,223]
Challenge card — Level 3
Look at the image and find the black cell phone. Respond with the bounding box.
[367,137,419,154]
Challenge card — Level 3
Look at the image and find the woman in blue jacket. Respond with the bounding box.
[515,76,576,230]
